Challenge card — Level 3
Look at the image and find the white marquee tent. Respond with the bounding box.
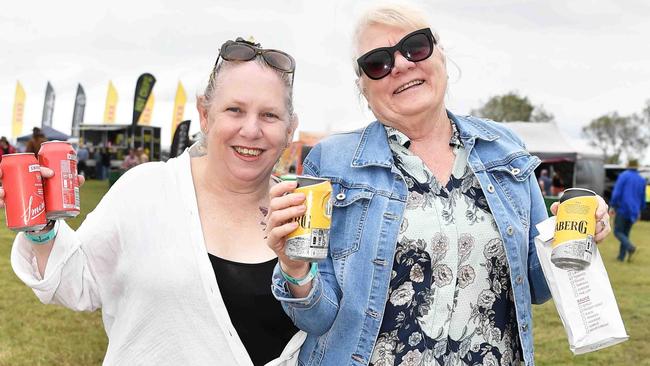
[505,122,604,195]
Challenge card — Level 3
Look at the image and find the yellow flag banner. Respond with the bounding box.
[104,81,119,124]
[171,81,187,141]
[139,92,154,125]
[11,81,26,138]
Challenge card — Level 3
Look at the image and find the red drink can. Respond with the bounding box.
[1,153,48,231]
[38,141,80,219]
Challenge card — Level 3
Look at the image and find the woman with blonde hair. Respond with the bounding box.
[4,37,304,366]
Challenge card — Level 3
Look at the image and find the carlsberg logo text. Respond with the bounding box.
[555,220,588,234]
[293,214,309,229]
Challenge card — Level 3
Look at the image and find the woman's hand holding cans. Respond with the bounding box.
[0,167,85,209]
[1,164,84,276]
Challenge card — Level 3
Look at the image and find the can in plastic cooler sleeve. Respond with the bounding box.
[552,188,597,270]
[284,176,332,261]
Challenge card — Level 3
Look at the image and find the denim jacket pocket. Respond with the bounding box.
[487,153,540,226]
[329,184,374,259]
[487,153,540,182]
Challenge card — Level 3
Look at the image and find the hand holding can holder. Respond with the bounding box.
[283,176,332,261]
[552,188,597,270]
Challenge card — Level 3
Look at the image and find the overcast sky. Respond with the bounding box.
[2,0,649,149]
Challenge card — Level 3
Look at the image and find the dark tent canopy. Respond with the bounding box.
[17,126,71,143]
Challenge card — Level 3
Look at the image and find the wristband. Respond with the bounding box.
[24,220,59,244]
[280,262,318,286]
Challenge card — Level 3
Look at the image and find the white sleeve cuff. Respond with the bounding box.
[11,221,81,303]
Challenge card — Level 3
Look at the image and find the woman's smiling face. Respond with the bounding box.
[358,24,447,131]
[198,61,295,183]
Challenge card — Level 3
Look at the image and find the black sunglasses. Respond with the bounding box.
[216,38,296,84]
[357,28,436,80]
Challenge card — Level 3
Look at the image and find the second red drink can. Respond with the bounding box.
[38,141,80,219]
[0,153,47,231]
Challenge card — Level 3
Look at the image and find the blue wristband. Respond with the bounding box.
[280,262,318,286]
[24,220,59,244]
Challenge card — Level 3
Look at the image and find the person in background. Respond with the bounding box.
[2,36,303,365]
[121,148,140,170]
[99,147,112,180]
[25,127,48,154]
[137,147,149,163]
[265,5,611,366]
[0,136,17,162]
[76,143,90,177]
[551,171,565,196]
[538,168,552,196]
[610,159,647,262]
[91,147,101,179]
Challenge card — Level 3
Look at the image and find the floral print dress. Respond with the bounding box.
[369,124,522,366]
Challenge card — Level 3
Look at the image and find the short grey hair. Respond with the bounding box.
[351,4,440,76]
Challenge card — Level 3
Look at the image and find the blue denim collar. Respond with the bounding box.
[351,111,500,169]
[451,112,500,144]
[351,121,394,168]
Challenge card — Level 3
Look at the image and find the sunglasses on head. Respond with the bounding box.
[216,38,296,84]
[357,28,436,80]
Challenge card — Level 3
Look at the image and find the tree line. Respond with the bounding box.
[471,91,650,164]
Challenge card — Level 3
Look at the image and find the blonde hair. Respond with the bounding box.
[352,3,440,75]
[196,40,296,150]
[203,58,294,116]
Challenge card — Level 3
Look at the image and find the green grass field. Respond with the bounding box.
[1,181,648,365]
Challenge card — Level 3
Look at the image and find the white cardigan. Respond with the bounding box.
[11,151,304,366]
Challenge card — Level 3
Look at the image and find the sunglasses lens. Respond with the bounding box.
[263,51,295,72]
[361,50,392,79]
[402,33,432,62]
[222,43,256,61]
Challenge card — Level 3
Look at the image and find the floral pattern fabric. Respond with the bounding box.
[369,124,522,366]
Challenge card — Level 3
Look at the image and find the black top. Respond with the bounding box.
[208,254,298,366]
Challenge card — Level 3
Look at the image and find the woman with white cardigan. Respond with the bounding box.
[2,37,304,366]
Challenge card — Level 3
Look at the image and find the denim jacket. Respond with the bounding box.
[272,112,551,366]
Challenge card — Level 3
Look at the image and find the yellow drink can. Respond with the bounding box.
[552,188,597,270]
[285,176,332,261]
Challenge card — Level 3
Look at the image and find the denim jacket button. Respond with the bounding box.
[487,184,495,193]
[507,226,514,235]
[511,168,521,175]
[336,192,346,201]
[522,323,529,332]
[516,275,523,284]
